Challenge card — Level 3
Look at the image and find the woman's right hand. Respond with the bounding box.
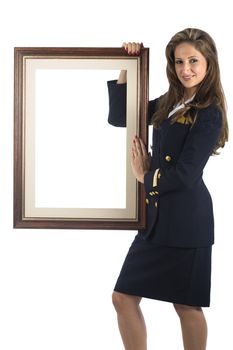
[122,42,144,55]
[117,42,144,84]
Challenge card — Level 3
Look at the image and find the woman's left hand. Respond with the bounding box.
[131,135,151,183]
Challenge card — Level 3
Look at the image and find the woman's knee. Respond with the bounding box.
[112,291,123,311]
[112,291,141,313]
[173,303,202,319]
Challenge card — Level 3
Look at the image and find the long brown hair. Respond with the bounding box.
[152,28,228,154]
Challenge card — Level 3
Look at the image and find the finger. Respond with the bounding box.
[122,42,127,50]
[139,138,148,156]
[122,42,130,53]
[132,137,142,158]
[133,136,144,156]
[132,138,138,156]
[131,150,136,163]
[135,42,143,54]
[133,135,146,156]
[127,42,133,54]
[131,42,137,54]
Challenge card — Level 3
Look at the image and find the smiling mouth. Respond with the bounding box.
[182,75,195,81]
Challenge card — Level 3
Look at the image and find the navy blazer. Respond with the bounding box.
[107,80,222,247]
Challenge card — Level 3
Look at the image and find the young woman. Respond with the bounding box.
[108,28,228,350]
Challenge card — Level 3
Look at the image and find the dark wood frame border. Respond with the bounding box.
[14,47,149,229]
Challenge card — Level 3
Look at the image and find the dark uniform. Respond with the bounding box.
[108,80,222,307]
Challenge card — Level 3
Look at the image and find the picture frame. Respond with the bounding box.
[14,47,149,229]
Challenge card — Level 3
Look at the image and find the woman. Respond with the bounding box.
[108,28,228,350]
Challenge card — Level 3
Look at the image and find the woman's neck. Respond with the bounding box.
[183,88,196,101]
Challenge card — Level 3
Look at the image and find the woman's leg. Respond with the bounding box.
[173,304,207,350]
[112,291,147,350]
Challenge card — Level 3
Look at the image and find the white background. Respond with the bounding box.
[0,0,232,349]
[34,69,126,208]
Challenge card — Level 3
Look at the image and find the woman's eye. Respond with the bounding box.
[190,58,198,64]
[175,60,182,65]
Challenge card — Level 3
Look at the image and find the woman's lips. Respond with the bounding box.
[182,75,195,81]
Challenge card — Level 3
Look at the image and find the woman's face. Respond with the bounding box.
[174,42,207,99]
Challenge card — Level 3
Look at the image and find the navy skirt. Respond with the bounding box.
[114,234,212,307]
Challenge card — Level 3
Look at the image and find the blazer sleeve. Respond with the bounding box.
[107,80,159,126]
[144,105,223,195]
[107,80,127,127]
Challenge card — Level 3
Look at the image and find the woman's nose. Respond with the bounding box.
[182,62,191,73]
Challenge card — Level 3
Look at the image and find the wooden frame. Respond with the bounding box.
[14,47,149,229]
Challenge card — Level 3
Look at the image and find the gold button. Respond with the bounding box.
[146,198,149,204]
[155,202,158,208]
[165,155,172,162]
